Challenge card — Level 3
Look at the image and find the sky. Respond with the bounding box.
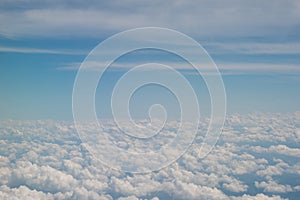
[1,2,300,200]
[1,0,300,119]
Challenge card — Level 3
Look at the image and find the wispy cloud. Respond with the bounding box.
[206,42,300,55]
[1,0,300,38]
[0,46,87,55]
[3,41,299,57]
[57,60,300,75]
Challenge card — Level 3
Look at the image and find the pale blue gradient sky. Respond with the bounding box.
[0,0,300,119]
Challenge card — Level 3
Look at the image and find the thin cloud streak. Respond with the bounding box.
[0,46,87,55]
[2,41,300,56]
[57,61,300,75]
[206,42,300,55]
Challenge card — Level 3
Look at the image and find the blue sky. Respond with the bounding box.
[0,0,300,119]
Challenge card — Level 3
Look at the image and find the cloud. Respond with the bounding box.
[0,185,53,200]
[9,161,78,193]
[0,46,86,55]
[232,194,287,200]
[162,180,229,200]
[1,0,300,80]
[1,0,300,38]
[57,61,300,75]
[222,178,248,193]
[0,112,300,199]
[117,196,139,200]
[251,145,300,158]
[255,180,294,193]
[206,42,300,55]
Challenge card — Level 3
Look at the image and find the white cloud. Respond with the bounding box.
[255,180,294,193]
[0,112,299,199]
[0,46,85,55]
[251,145,300,158]
[256,159,289,178]
[1,0,300,39]
[117,196,139,200]
[9,161,78,193]
[232,193,287,200]
[222,178,248,193]
[0,185,53,200]
[163,181,228,200]
[57,60,300,75]
[207,42,300,55]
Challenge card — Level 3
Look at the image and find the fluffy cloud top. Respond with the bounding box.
[0,112,299,199]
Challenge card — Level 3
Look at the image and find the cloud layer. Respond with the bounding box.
[0,112,299,199]
[1,0,300,38]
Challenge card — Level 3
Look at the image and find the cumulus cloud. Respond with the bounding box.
[0,112,299,199]
[0,185,53,200]
[255,179,294,193]
[232,194,287,200]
